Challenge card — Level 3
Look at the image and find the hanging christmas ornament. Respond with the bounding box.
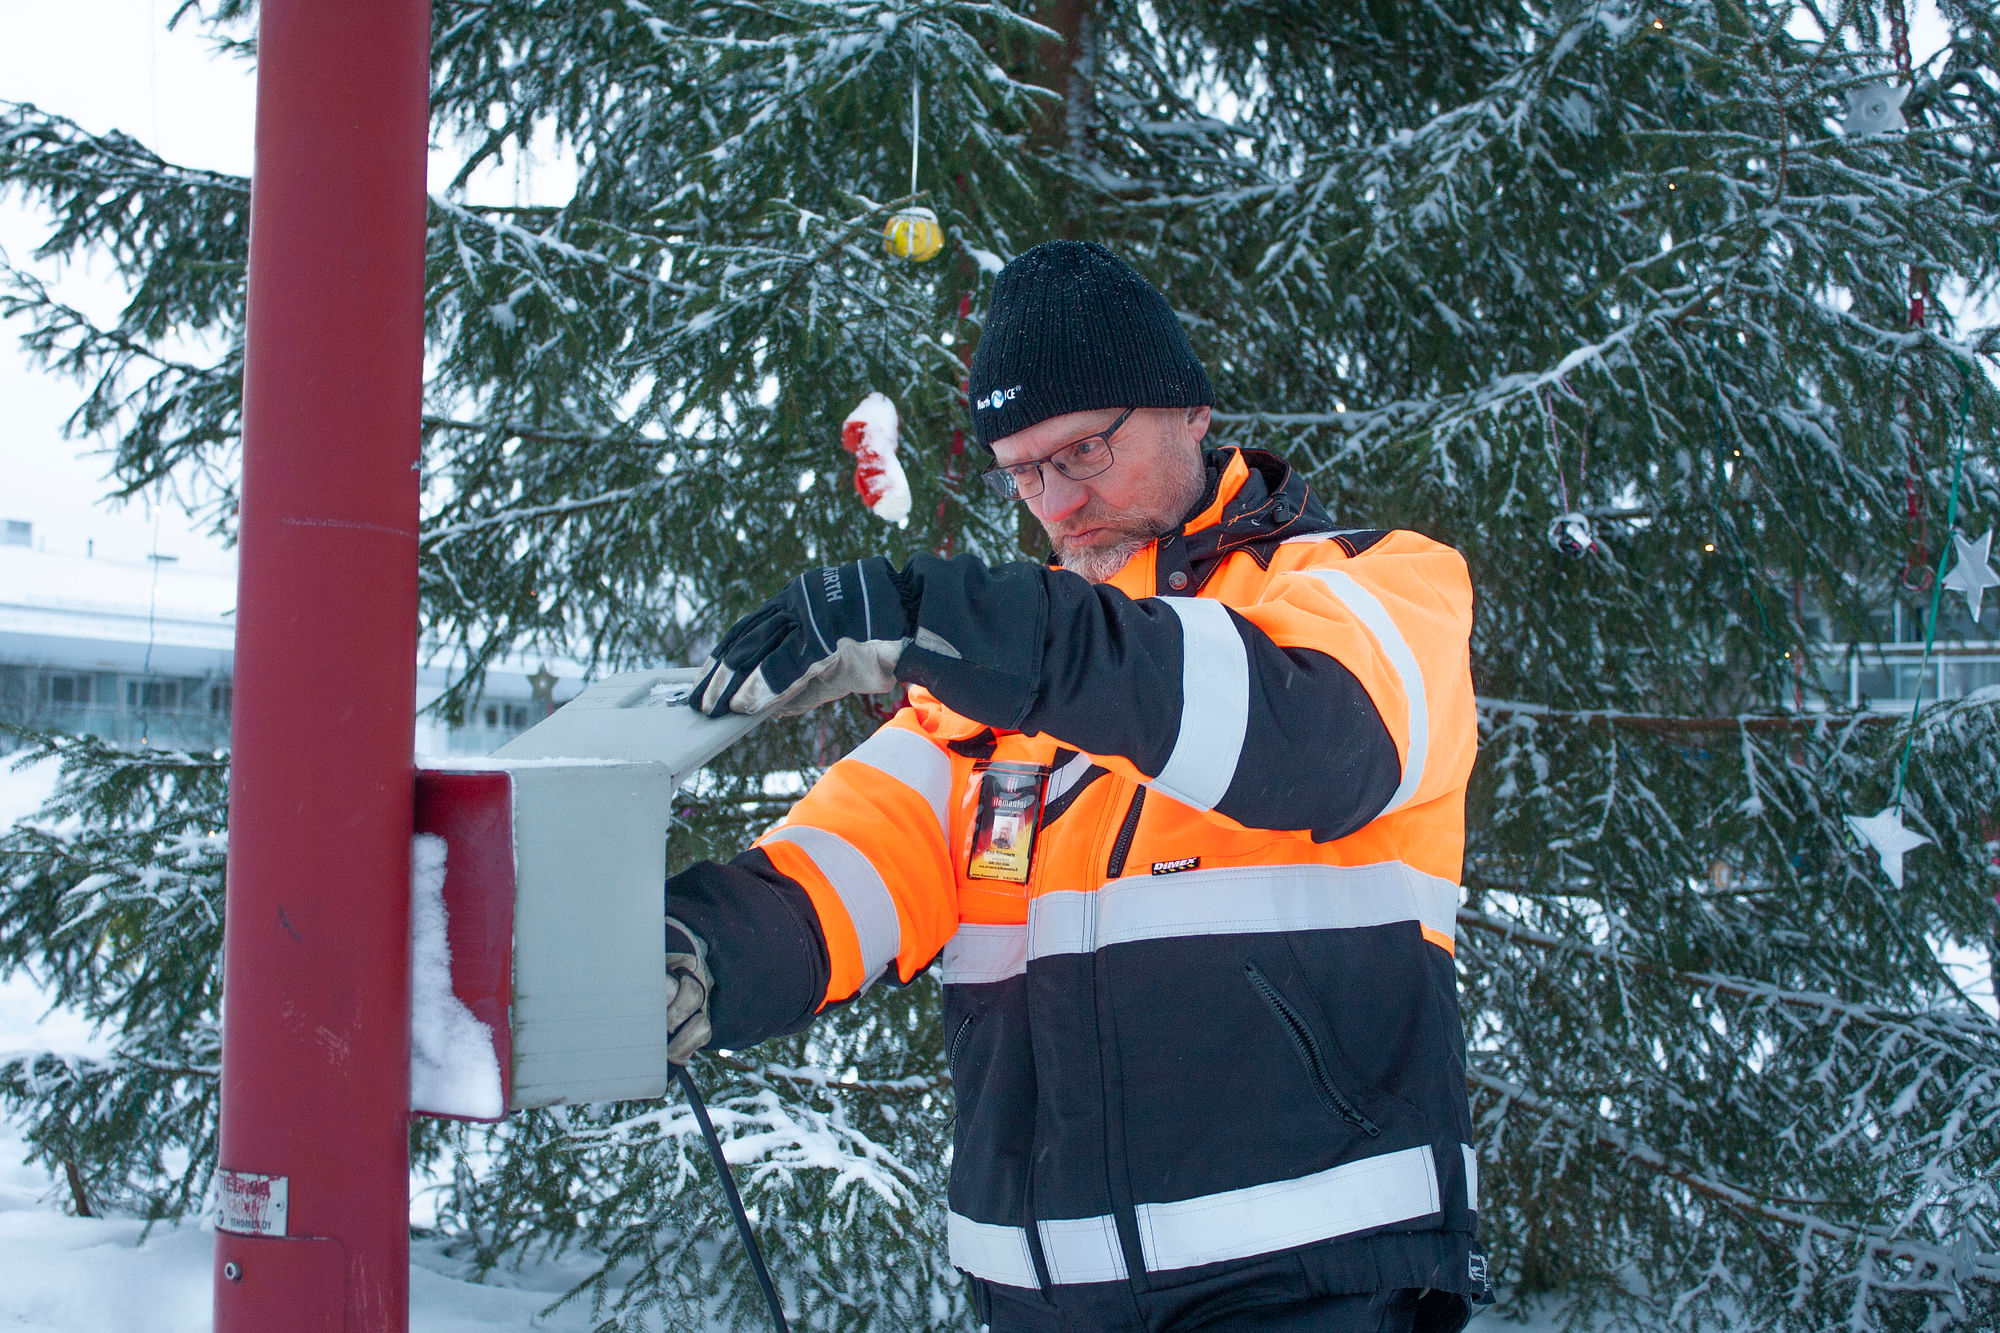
[1843,82,1908,137]
[1941,528,2000,621]
[884,207,944,262]
[1547,511,1597,557]
[1540,384,1595,557]
[1844,806,1930,889]
[884,68,944,263]
[842,392,912,527]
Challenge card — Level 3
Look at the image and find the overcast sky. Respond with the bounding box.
[0,1,254,569]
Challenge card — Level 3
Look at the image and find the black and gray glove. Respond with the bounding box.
[666,915,714,1066]
[696,559,914,717]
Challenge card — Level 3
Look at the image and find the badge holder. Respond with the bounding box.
[964,760,1049,884]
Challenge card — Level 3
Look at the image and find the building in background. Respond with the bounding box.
[11,512,1997,746]
[0,519,582,756]
[1810,592,2000,710]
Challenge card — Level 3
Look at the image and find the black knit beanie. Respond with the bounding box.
[967,241,1213,450]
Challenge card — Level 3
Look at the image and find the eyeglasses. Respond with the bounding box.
[979,407,1135,502]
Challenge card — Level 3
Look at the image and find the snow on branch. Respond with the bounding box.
[1459,908,2000,1049]
[423,480,667,546]
[713,1053,951,1097]
[1470,1068,2000,1289]
[1478,697,1902,734]
[581,1083,925,1213]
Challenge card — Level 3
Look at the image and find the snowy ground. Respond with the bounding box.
[0,1024,600,1332]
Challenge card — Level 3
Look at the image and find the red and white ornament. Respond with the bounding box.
[842,392,912,528]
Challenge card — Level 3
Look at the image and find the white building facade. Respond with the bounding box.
[0,520,580,757]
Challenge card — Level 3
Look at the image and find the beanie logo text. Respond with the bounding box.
[976,385,1022,412]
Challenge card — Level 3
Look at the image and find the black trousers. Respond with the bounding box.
[984,1286,1470,1333]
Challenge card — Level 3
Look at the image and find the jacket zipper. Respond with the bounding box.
[1245,961,1381,1137]
[1104,786,1146,878]
[946,1011,979,1073]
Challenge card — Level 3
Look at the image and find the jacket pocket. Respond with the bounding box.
[947,1006,983,1075]
[941,999,990,1147]
[1245,961,1381,1138]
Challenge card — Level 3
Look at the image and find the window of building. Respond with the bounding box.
[476,701,536,732]
[1943,658,2000,698]
[209,684,232,714]
[49,674,93,705]
[1,519,29,547]
[127,679,180,710]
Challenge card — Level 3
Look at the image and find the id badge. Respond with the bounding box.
[965,761,1049,884]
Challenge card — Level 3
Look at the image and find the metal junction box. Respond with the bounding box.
[413,668,760,1115]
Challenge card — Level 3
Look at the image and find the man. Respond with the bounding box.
[667,241,1486,1331]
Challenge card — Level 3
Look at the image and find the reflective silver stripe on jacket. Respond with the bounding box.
[845,726,952,841]
[939,922,1028,986]
[947,1143,1441,1286]
[938,860,1457,985]
[1135,1143,1440,1272]
[1293,569,1429,813]
[761,825,901,980]
[1045,750,1094,804]
[946,1210,1129,1288]
[946,1211,1038,1289]
[1463,1143,1479,1211]
[1038,1213,1128,1284]
[1149,597,1249,811]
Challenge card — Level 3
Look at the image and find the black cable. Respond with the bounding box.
[673,1062,791,1333]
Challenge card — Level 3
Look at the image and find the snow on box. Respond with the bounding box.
[841,391,912,527]
[409,833,504,1120]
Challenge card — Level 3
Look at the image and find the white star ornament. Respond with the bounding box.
[1844,806,1930,889]
[1942,529,2000,622]
[1843,83,1908,137]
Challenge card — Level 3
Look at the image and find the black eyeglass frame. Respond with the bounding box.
[979,406,1138,501]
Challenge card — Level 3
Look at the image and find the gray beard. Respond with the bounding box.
[1047,445,1209,584]
[1058,532,1156,584]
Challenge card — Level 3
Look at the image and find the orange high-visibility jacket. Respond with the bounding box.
[670,447,1483,1320]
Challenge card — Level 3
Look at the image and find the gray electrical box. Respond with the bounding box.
[415,668,764,1115]
[493,667,760,771]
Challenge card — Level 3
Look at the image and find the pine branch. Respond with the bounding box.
[1478,698,1903,734]
[1459,908,2000,1047]
[712,1053,953,1096]
[1470,1069,2000,1287]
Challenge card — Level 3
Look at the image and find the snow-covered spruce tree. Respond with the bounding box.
[1175,1,2000,1327]
[4,0,2000,1328]
[0,730,226,1223]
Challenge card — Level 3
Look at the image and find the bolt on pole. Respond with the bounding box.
[214,2,432,1330]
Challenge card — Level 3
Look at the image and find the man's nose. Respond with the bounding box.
[1033,468,1089,524]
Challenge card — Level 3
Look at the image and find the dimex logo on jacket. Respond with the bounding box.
[1150,856,1200,875]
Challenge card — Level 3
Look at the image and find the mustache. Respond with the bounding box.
[1049,507,1153,546]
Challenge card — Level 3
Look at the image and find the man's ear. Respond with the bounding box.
[1186,404,1212,445]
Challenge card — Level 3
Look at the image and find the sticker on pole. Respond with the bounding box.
[217,1170,289,1237]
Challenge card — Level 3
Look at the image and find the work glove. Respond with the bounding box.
[665,915,714,1066]
[696,559,913,717]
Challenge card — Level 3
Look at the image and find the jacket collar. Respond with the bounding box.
[1133,447,1329,596]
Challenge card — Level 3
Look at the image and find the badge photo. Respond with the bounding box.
[964,761,1048,884]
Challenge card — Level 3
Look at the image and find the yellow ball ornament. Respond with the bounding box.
[883,206,945,263]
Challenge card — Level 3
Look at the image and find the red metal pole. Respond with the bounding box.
[214,2,431,1330]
